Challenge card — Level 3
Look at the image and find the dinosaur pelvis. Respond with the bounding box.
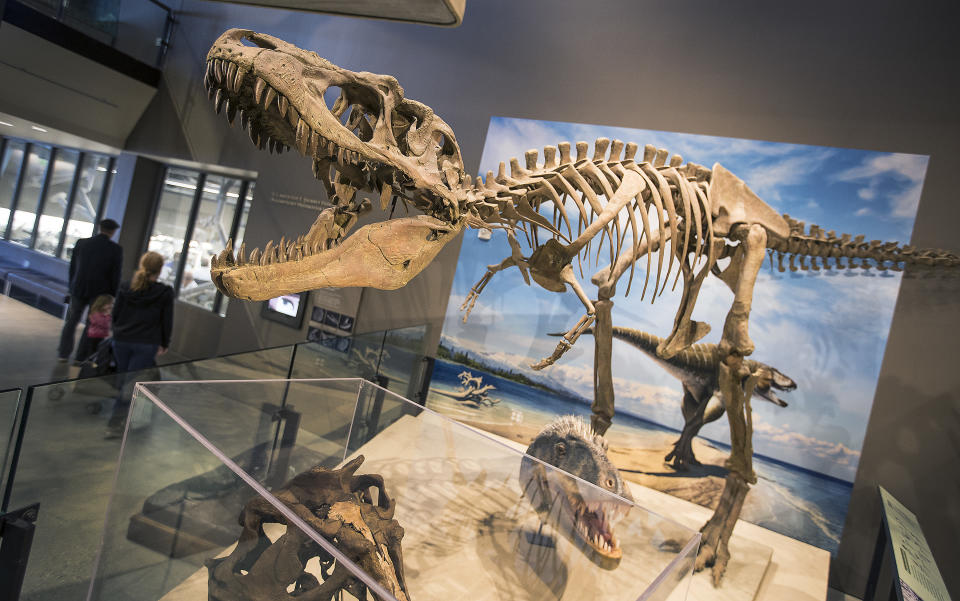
[709,163,790,240]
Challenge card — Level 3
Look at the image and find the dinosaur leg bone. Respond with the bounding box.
[590,298,615,435]
[695,356,759,585]
[718,224,767,357]
[531,265,596,370]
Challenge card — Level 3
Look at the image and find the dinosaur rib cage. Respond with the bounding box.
[768,216,960,273]
[461,137,717,300]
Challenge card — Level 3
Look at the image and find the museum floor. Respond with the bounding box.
[0,296,860,601]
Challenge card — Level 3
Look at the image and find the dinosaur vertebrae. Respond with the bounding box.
[768,215,960,273]
[461,137,717,300]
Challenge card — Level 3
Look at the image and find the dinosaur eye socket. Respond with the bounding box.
[555,442,566,457]
[606,478,615,488]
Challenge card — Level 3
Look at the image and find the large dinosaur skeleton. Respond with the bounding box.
[203,29,960,584]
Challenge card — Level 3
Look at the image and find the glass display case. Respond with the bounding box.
[88,379,698,601]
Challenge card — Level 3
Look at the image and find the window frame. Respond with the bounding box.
[0,134,116,259]
[144,165,255,316]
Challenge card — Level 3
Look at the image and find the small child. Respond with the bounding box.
[75,294,113,362]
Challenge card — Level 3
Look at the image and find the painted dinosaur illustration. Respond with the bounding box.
[584,326,796,470]
[202,29,960,584]
[520,415,633,570]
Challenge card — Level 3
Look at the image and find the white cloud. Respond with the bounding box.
[833,153,928,184]
[742,150,835,200]
[832,153,928,219]
[855,207,872,217]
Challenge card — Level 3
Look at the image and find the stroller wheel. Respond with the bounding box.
[47,387,65,401]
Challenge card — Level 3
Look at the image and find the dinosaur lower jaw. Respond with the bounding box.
[570,497,622,561]
[210,216,462,300]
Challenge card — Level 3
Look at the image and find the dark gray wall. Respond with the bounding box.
[128,1,960,596]
[106,153,166,280]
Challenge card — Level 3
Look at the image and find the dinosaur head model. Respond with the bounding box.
[205,29,471,299]
[519,415,633,569]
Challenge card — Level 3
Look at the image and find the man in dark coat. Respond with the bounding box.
[57,218,123,361]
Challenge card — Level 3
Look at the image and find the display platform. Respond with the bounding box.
[88,379,701,601]
[470,421,829,601]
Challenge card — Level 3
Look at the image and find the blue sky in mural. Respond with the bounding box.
[440,117,928,482]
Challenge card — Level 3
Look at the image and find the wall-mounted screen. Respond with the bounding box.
[260,292,308,328]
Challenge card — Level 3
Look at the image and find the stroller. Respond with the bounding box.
[77,337,117,379]
[46,338,118,409]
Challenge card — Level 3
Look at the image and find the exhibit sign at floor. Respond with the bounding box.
[427,116,929,555]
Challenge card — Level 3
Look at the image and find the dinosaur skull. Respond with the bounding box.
[205,29,467,299]
[520,416,633,569]
[206,456,410,601]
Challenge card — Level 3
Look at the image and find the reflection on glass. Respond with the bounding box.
[62,0,121,39]
[10,145,51,247]
[0,141,26,237]
[35,149,79,256]
[216,182,253,316]
[147,168,198,287]
[179,175,242,311]
[62,154,113,259]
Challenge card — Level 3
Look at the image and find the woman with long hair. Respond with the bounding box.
[106,251,174,438]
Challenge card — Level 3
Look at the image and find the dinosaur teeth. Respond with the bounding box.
[278,94,288,116]
[296,119,309,155]
[204,60,214,85]
[214,89,225,114]
[237,242,246,265]
[226,99,237,125]
[239,109,248,130]
[233,66,246,93]
[263,86,276,111]
[254,77,266,105]
[225,62,238,90]
[249,247,261,265]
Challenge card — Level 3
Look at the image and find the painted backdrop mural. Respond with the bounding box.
[426,117,928,554]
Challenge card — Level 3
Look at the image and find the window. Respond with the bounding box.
[61,154,114,259]
[146,166,256,316]
[0,135,116,258]
[0,141,26,232]
[35,149,79,256]
[9,145,51,247]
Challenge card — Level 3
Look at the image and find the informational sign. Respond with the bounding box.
[268,191,330,211]
[879,487,952,601]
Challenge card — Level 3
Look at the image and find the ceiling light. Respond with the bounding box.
[31,126,48,132]
[0,121,12,127]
